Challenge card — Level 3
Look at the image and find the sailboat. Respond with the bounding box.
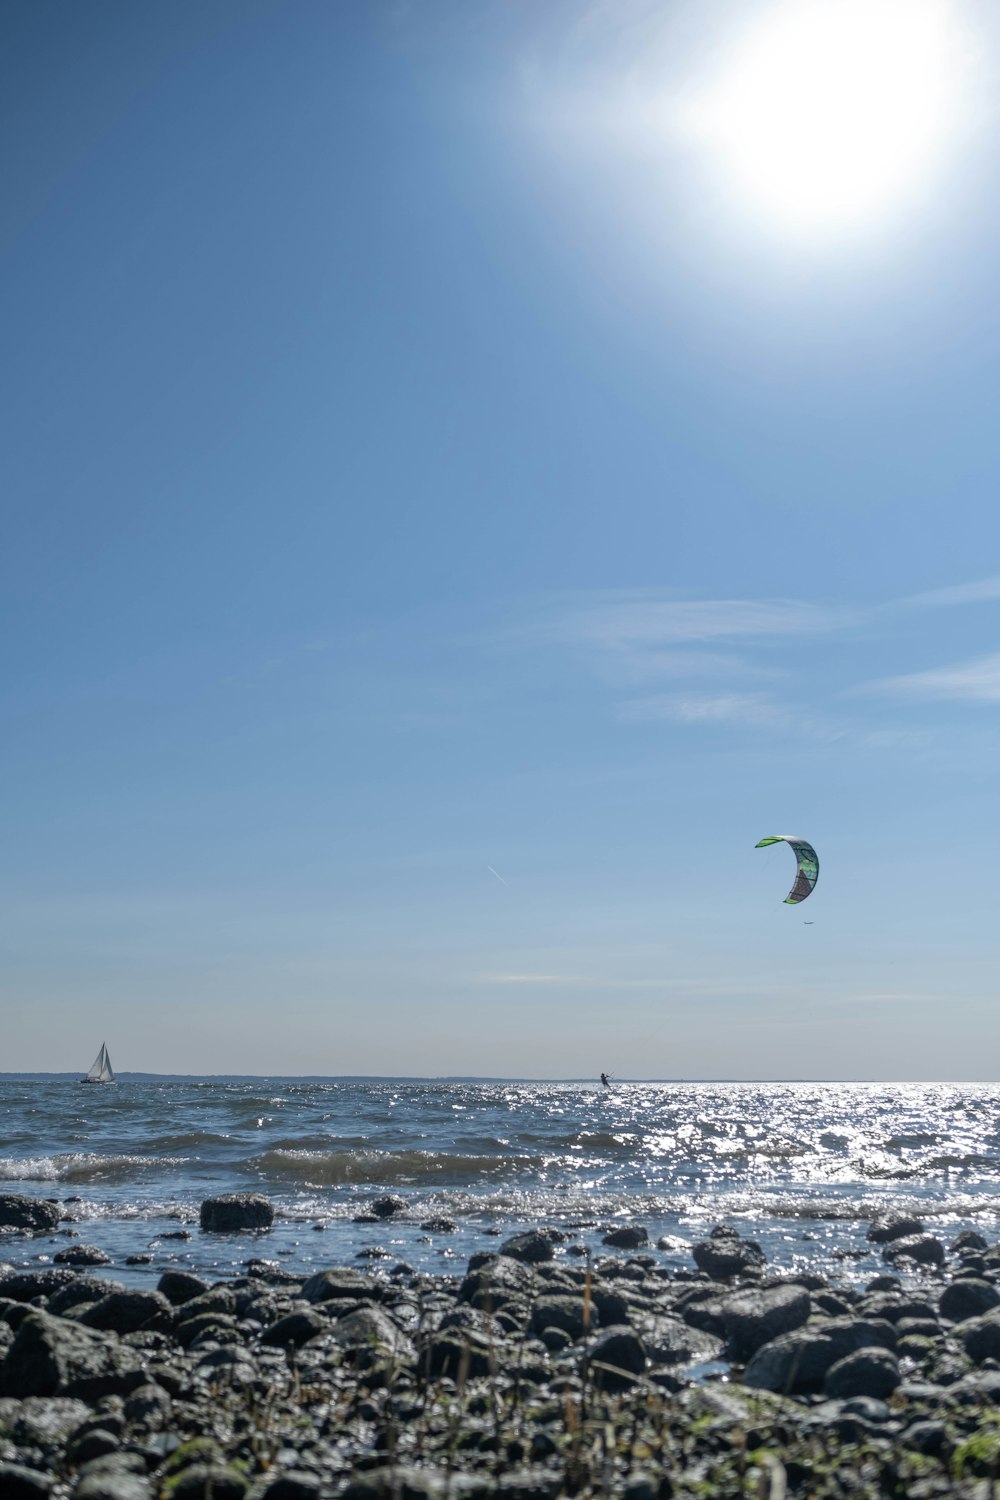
[81,1042,115,1084]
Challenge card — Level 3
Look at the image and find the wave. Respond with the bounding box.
[0,1153,192,1184]
[246,1149,543,1187]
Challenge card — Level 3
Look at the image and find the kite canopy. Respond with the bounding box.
[755,835,819,905]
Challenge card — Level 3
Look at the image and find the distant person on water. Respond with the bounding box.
[600,1072,610,1088]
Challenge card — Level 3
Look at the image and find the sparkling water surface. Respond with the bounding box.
[1,1080,999,1287]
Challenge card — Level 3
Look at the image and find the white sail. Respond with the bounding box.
[84,1042,115,1083]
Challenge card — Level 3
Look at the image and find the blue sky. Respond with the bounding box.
[4,0,1000,1077]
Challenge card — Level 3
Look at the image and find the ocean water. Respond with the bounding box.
[1,1079,999,1288]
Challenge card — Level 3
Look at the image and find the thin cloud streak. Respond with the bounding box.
[860,652,1000,703]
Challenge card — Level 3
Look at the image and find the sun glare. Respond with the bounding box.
[687,0,965,234]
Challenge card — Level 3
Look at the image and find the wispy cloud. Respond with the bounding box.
[479,973,668,989]
[861,652,1000,704]
[900,575,1000,609]
[551,595,847,649]
[617,692,790,727]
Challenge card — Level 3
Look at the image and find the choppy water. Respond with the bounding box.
[1,1079,999,1288]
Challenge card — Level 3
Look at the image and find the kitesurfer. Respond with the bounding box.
[600,1072,610,1088]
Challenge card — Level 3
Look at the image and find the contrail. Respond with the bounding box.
[487,866,509,888]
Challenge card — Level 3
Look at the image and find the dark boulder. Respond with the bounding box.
[256,1476,323,1500]
[0,1309,141,1399]
[0,1465,54,1498]
[958,1310,1000,1364]
[602,1226,648,1250]
[168,1467,247,1500]
[0,1268,79,1302]
[951,1230,988,1254]
[721,1284,811,1361]
[692,1227,765,1280]
[0,1195,61,1234]
[631,1313,722,1367]
[743,1317,896,1394]
[156,1270,208,1306]
[498,1231,554,1265]
[529,1294,597,1341]
[371,1196,406,1219]
[300,1268,386,1304]
[824,1347,900,1399]
[882,1234,945,1267]
[53,1244,111,1267]
[80,1291,173,1337]
[867,1215,924,1244]
[199,1194,273,1232]
[585,1325,646,1390]
[939,1278,1000,1323]
[459,1255,535,1311]
[260,1310,326,1348]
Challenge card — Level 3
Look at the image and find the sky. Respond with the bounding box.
[3,0,1000,1078]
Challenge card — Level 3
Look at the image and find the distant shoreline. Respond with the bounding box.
[0,1072,982,1083]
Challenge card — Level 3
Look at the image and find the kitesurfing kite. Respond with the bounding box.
[755,835,819,905]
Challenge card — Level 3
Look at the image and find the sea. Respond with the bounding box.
[1,1079,999,1288]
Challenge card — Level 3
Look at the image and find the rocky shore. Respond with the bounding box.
[3,1192,1000,1498]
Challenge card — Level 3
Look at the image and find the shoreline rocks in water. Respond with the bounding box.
[1,1218,1000,1496]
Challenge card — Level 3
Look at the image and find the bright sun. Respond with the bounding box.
[687,0,964,234]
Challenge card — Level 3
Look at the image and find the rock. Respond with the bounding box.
[882,1234,945,1267]
[601,1226,648,1249]
[585,1325,646,1390]
[420,1219,458,1232]
[174,1312,239,1349]
[48,1278,127,1317]
[459,1255,535,1311]
[168,1467,247,1499]
[692,1228,765,1280]
[0,1196,61,1234]
[199,1194,274,1232]
[330,1306,414,1360]
[255,1476,323,1500]
[53,1245,111,1267]
[0,1268,79,1302]
[529,1294,597,1341]
[156,1271,208,1306]
[0,1463,53,1498]
[341,1467,452,1500]
[867,1215,924,1244]
[0,1309,141,1399]
[824,1347,900,1399]
[958,1310,1000,1364]
[631,1313,722,1367]
[300,1269,386,1304]
[425,1330,495,1379]
[939,1278,1000,1322]
[68,1427,121,1464]
[498,1231,554,1265]
[743,1317,896,1394]
[721,1284,811,1361]
[123,1383,172,1427]
[371,1196,406,1219]
[951,1230,988,1254]
[80,1291,173,1336]
[74,1475,152,1500]
[259,1310,325,1348]
[903,1420,948,1457]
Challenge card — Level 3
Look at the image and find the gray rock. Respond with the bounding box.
[168,1467,247,1500]
[53,1245,111,1267]
[199,1194,274,1232]
[529,1294,597,1341]
[0,1394,90,1445]
[692,1228,765,1280]
[585,1325,646,1389]
[156,1271,208,1306]
[721,1284,811,1361]
[331,1306,414,1360]
[0,1269,80,1302]
[300,1268,386,1304]
[0,1196,61,1234]
[420,1218,458,1233]
[123,1383,171,1427]
[601,1226,648,1249]
[0,1309,141,1399]
[48,1278,127,1317]
[371,1196,406,1219]
[743,1317,896,1394]
[882,1234,945,1267]
[824,1347,900,1399]
[459,1255,536,1311]
[80,1291,173,1337]
[498,1231,554,1265]
[631,1313,722,1367]
[74,1476,152,1500]
[259,1310,325,1348]
[341,1468,455,1500]
[174,1312,239,1348]
[68,1428,121,1465]
[939,1278,1000,1322]
[958,1309,1000,1364]
[867,1215,924,1244]
[254,1475,323,1500]
[951,1230,988,1254]
[903,1420,948,1457]
[0,1463,53,1498]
